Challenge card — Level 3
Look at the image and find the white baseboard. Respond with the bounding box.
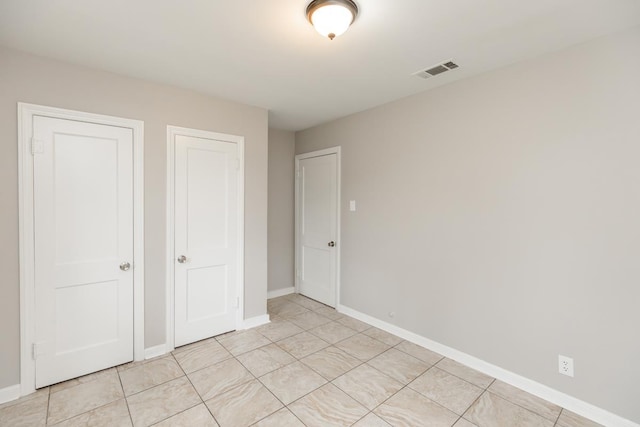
[242,314,270,330]
[337,304,639,427]
[144,344,168,360]
[267,287,295,299]
[0,384,20,405]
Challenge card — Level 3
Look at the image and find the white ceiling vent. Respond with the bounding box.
[413,60,459,79]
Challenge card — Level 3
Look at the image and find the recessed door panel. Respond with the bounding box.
[55,281,119,354]
[54,134,119,264]
[187,266,228,322]
[187,148,229,251]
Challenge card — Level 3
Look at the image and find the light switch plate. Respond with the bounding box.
[349,200,356,211]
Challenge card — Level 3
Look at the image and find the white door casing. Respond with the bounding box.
[166,126,245,350]
[18,103,144,394]
[295,147,341,307]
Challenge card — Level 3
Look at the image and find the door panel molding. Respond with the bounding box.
[18,103,145,396]
[166,126,245,352]
[295,146,341,307]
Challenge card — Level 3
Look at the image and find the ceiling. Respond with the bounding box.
[1,1,639,131]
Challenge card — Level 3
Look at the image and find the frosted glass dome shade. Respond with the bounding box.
[307,0,358,40]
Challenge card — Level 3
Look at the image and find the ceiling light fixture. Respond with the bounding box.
[306,0,358,41]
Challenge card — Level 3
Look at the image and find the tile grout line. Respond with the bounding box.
[126,350,208,426]
[301,350,367,382]
[147,402,204,426]
[45,387,51,426]
[456,378,498,425]
[115,365,135,427]
[407,363,472,409]
[554,408,565,427]
[271,308,394,423]
[245,306,335,425]
[253,373,308,426]
[171,351,220,426]
[360,369,420,425]
[350,411,377,427]
[348,362,466,425]
[47,370,124,426]
[484,385,563,424]
[123,355,184,391]
[203,321,303,425]
[483,388,562,425]
[228,328,310,426]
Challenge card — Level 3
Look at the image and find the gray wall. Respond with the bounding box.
[296,27,640,423]
[267,129,295,293]
[0,46,269,389]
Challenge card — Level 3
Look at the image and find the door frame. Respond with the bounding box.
[18,103,145,396]
[165,126,245,352]
[294,146,341,307]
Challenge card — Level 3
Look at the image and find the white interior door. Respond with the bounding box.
[174,134,239,347]
[296,151,339,307]
[33,116,134,388]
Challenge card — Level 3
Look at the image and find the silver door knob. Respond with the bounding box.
[177,255,187,264]
[120,262,131,271]
[328,241,335,247]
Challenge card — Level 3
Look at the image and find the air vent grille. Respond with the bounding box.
[426,65,448,76]
[413,60,459,80]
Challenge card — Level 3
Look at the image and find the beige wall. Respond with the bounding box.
[0,46,268,389]
[267,129,295,293]
[296,27,640,423]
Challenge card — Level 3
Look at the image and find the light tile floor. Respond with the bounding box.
[0,294,604,427]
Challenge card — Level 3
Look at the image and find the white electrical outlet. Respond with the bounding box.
[559,355,574,377]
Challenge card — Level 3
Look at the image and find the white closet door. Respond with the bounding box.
[297,153,338,307]
[33,116,134,388]
[174,134,238,347]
